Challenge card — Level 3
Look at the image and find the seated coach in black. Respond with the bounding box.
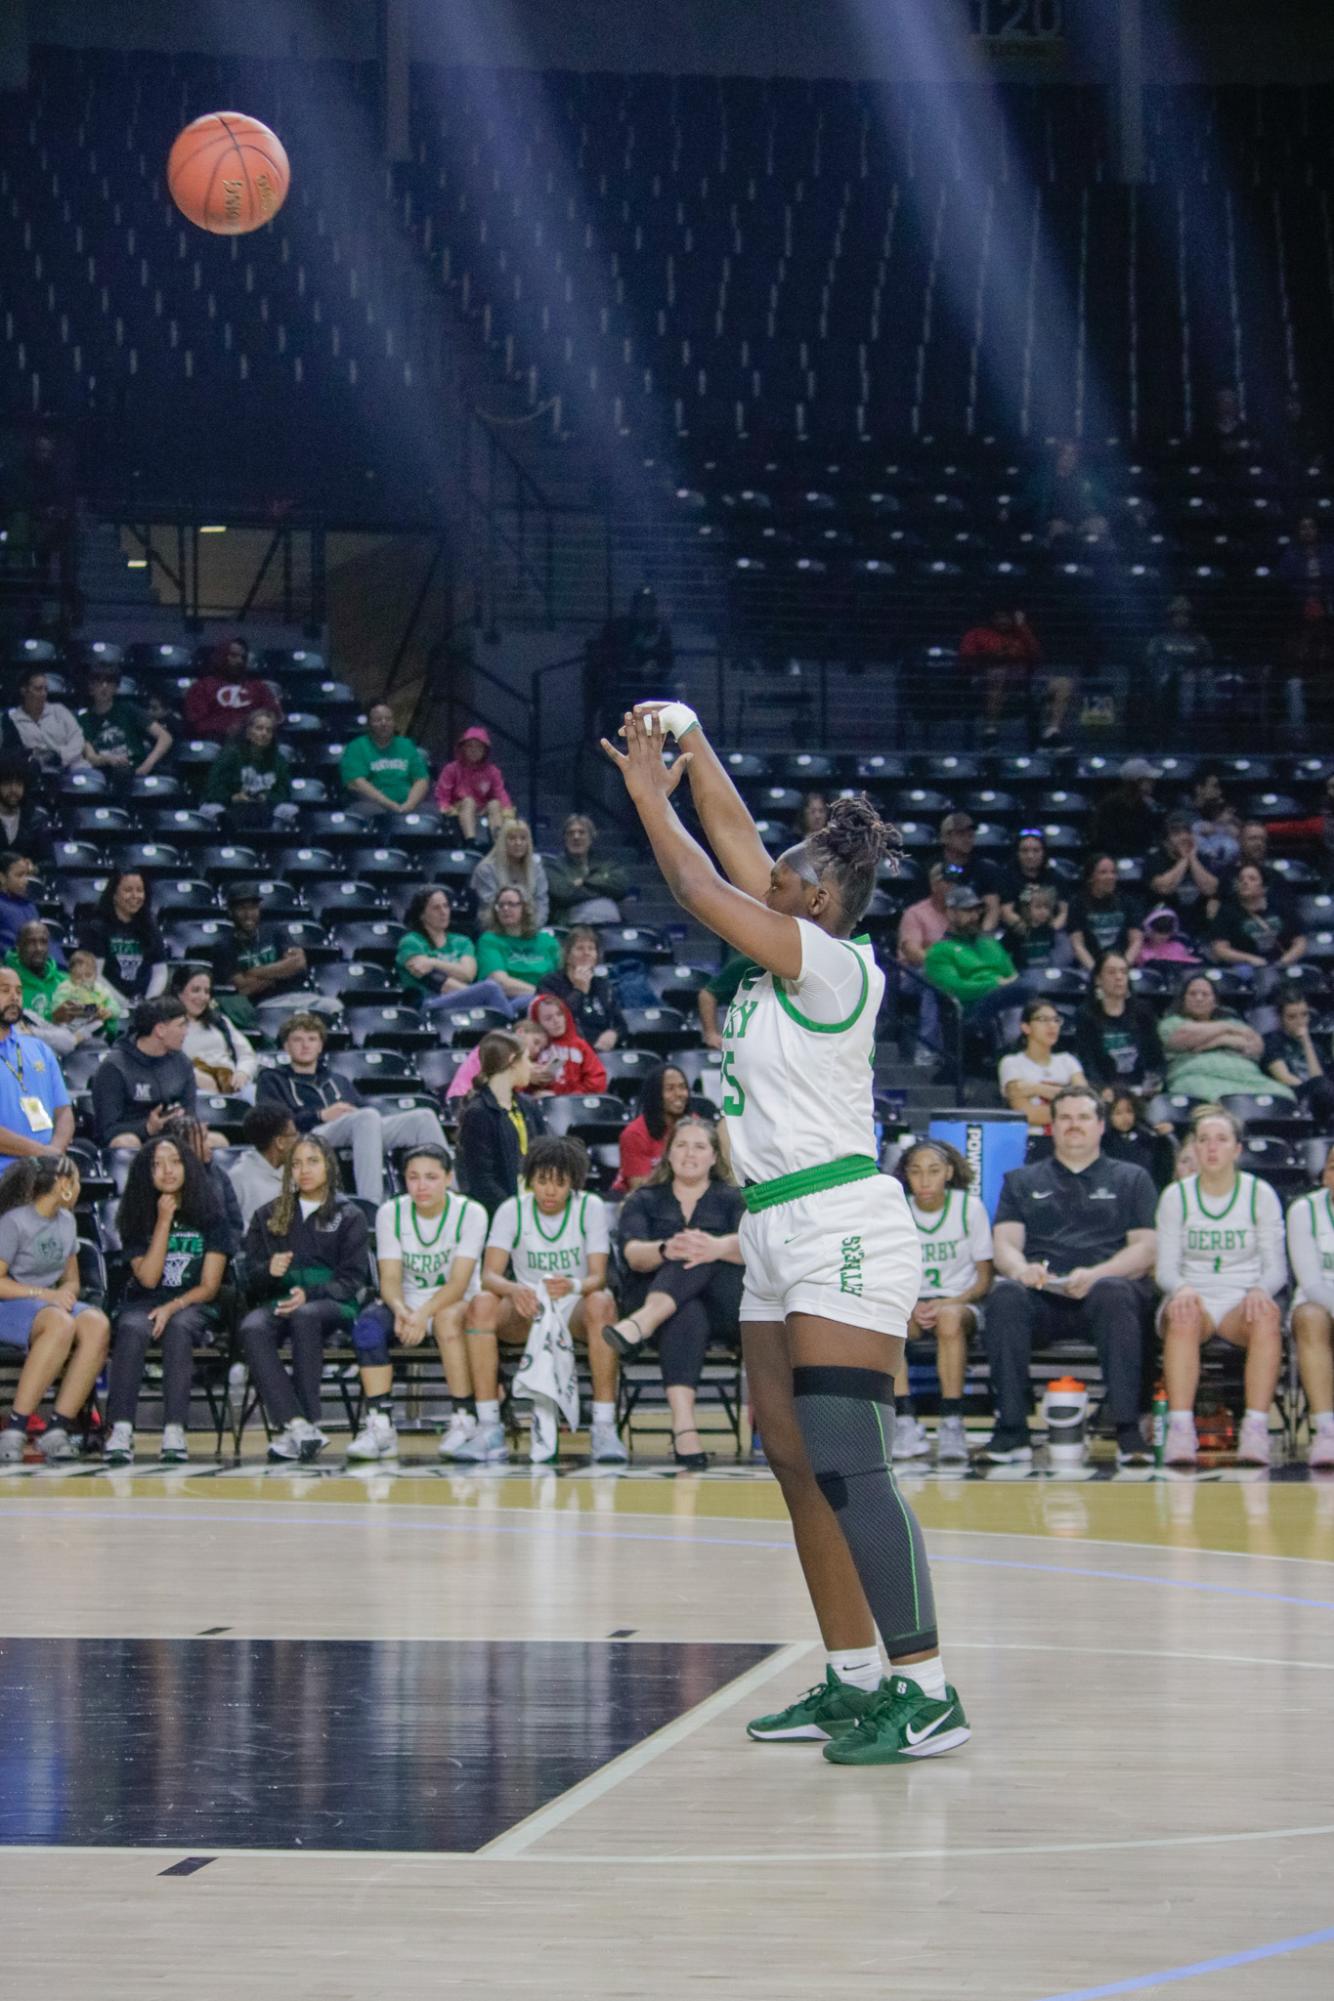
[983,1084,1157,1469]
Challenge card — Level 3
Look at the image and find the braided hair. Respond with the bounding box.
[796,793,898,929]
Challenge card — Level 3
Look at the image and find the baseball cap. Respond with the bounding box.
[1120,756,1161,781]
[226,880,262,906]
[945,884,982,910]
[87,661,121,681]
[941,812,975,834]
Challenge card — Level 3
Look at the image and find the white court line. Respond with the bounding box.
[476,1641,813,1859]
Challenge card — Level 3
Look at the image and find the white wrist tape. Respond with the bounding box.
[651,701,700,742]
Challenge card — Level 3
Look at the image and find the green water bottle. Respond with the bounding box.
[1152,1382,1169,1469]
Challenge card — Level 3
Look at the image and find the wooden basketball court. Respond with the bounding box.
[3,1454,1333,1999]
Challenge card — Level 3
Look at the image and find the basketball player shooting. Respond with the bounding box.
[601,704,968,1764]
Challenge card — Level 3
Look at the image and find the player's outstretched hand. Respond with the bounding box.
[600,708,693,801]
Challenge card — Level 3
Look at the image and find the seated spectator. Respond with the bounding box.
[453,1030,543,1215]
[1264,990,1334,1125]
[1147,813,1218,943]
[1088,761,1164,859]
[545,813,629,925]
[1138,905,1200,969]
[934,813,1001,929]
[395,885,511,1018]
[102,1134,229,1467]
[960,605,1067,748]
[1103,1088,1175,1191]
[1160,972,1293,1102]
[602,1117,743,1470]
[922,884,1020,1025]
[793,791,830,840]
[202,707,296,832]
[1156,1106,1286,1468]
[214,882,310,1008]
[3,666,88,771]
[524,994,608,1097]
[893,1140,992,1466]
[0,755,54,864]
[171,1112,244,1249]
[1218,820,1278,900]
[1278,512,1334,595]
[181,637,283,742]
[347,1143,488,1464]
[1067,854,1143,971]
[1144,597,1214,733]
[78,660,172,784]
[1250,775,1334,877]
[1286,1145,1334,1469]
[255,1012,448,1205]
[999,999,1088,1131]
[1209,864,1306,980]
[984,1086,1157,1467]
[92,996,198,1150]
[615,1061,691,1193]
[472,819,550,931]
[538,927,626,1051]
[48,945,120,1043]
[226,1104,298,1227]
[6,920,66,1026]
[1025,438,1109,546]
[339,701,431,821]
[0,853,39,955]
[0,1155,110,1464]
[896,864,951,1066]
[77,870,167,1005]
[1073,950,1164,1098]
[446,1016,550,1104]
[1002,883,1068,972]
[474,887,561,1004]
[1189,770,1241,872]
[465,1135,624,1465]
[240,1135,370,1463]
[172,966,259,1099]
[431,724,512,842]
[697,952,753,1053]
[0,964,74,1158]
[998,831,1068,933]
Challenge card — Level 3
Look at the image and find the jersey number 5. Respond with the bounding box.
[719,1050,746,1117]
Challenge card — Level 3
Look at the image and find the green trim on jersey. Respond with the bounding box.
[912,1190,958,1238]
[1193,1175,1244,1225]
[742,1153,879,1214]
[773,940,870,1036]
[392,1195,459,1252]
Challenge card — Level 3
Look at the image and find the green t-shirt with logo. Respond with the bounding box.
[124,1218,229,1308]
[78,700,152,765]
[475,930,562,985]
[395,928,476,998]
[339,734,429,806]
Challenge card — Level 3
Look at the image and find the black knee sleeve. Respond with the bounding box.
[793,1364,939,1657]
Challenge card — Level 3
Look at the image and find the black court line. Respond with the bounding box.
[158,1856,217,1877]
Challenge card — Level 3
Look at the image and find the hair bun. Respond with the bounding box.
[821,793,894,870]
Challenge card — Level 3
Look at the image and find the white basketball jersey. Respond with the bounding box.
[1161,1173,1284,1291]
[487,1191,610,1288]
[1287,1189,1334,1306]
[910,1190,993,1299]
[719,923,884,1185]
[375,1193,487,1312]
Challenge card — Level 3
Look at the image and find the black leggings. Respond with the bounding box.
[106,1304,213,1428]
[630,1259,743,1389]
[241,1299,347,1428]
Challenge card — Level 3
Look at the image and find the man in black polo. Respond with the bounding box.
[982,1084,1157,1468]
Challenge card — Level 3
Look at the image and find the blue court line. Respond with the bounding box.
[1035,1923,1334,2000]
[5,1500,1334,1611]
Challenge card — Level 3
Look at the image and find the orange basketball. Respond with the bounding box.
[167,111,290,235]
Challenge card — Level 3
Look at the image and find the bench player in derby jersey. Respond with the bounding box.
[1155,1105,1287,1468]
[892,1140,993,1466]
[1286,1143,1334,1469]
[603,704,968,1766]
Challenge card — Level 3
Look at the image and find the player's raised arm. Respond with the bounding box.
[631,701,773,900]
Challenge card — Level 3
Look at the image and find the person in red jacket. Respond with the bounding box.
[526,993,608,1097]
[958,606,1068,748]
[182,637,284,743]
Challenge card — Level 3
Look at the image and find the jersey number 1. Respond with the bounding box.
[719,1050,746,1117]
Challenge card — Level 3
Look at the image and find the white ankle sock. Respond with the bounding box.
[1169,1409,1193,1422]
[592,1402,616,1427]
[827,1647,882,1694]
[896,1653,947,1701]
[1244,1409,1268,1425]
[1315,1412,1334,1434]
[477,1400,500,1426]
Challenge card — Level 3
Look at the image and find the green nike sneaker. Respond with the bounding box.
[746,1667,878,1743]
[822,1674,971,1765]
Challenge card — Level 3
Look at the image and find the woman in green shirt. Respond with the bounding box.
[203,709,296,834]
[1160,971,1294,1103]
[395,885,517,1018]
[475,886,561,1004]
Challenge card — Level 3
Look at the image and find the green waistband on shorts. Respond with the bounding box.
[742,1154,881,1214]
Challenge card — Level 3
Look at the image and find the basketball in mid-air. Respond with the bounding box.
[167,112,290,235]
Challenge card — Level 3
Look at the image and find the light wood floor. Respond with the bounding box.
[4,1458,1334,2000]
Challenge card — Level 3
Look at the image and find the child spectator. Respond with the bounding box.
[1102,1089,1175,1192]
[525,993,608,1097]
[339,702,431,820]
[1138,905,1199,968]
[1003,883,1066,971]
[433,724,512,841]
[0,853,39,956]
[453,1030,544,1216]
[49,946,121,1040]
[447,1018,551,1103]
